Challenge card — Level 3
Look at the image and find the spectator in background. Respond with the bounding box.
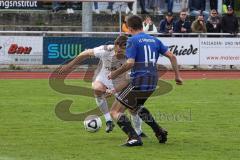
[189,0,209,21]
[222,4,238,70]
[121,16,129,33]
[143,16,158,33]
[206,9,221,33]
[166,0,173,13]
[223,0,234,6]
[191,14,207,33]
[206,9,221,69]
[126,2,133,14]
[52,1,75,14]
[66,2,75,14]
[221,5,239,35]
[159,12,175,33]
[106,2,116,14]
[191,14,206,69]
[93,2,100,14]
[52,1,61,12]
[210,0,218,10]
[94,2,116,14]
[149,0,163,15]
[222,0,234,13]
[174,9,191,33]
[140,0,149,14]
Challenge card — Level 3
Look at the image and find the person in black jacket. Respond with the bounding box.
[174,10,191,33]
[221,6,239,34]
[159,12,175,34]
[222,5,238,69]
[223,0,234,9]
[206,9,221,33]
[189,0,209,21]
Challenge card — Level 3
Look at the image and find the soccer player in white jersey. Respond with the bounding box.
[59,35,146,136]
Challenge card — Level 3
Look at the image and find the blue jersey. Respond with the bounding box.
[126,32,168,91]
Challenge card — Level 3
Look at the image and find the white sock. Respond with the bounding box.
[131,114,142,135]
[95,96,112,122]
[104,113,112,122]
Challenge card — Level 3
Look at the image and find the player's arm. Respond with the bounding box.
[108,58,135,80]
[109,38,136,80]
[58,49,94,74]
[164,51,183,85]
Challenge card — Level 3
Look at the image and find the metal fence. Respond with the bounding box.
[0,31,240,37]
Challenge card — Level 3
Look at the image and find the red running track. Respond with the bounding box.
[0,71,239,79]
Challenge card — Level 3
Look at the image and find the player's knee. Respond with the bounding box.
[110,109,118,120]
[93,83,105,96]
[92,81,104,88]
[110,110,115,119]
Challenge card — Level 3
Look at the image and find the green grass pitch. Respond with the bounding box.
[0,79,240,160]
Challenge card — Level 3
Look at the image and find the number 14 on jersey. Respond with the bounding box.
[144,45,157,67]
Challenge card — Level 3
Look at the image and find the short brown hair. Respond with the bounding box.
[180,8,188,13]
[114,35,128,48]
[126,15,143,30]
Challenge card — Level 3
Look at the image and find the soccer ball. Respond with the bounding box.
[84,115,102,133]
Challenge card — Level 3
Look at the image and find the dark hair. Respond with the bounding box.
[114,35,128,48]
[180,8,188,13]
[211,9,217,13]
[126,15,143,30]
[144,15,151,19]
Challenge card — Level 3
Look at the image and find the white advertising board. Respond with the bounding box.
[0,36,43,65]
[157,37,200,65]
[200,38,240,65]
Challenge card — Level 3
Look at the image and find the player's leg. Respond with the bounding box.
[129,109,147,137]
[92,80,114,133]
[117,86,168,144]
[110,100,142,147]
[136,104,168,143]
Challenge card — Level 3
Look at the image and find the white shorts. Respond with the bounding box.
[94,71,115,90]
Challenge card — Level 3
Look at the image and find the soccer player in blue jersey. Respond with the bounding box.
[108,15,183,147]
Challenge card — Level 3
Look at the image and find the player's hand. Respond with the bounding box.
[108,71,117,80]
[175,77,183,85]
[105,88,116,98]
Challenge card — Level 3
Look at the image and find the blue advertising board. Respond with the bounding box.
[43,37,115,65]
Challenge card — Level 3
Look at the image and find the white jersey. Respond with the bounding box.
[93,45,127,90]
